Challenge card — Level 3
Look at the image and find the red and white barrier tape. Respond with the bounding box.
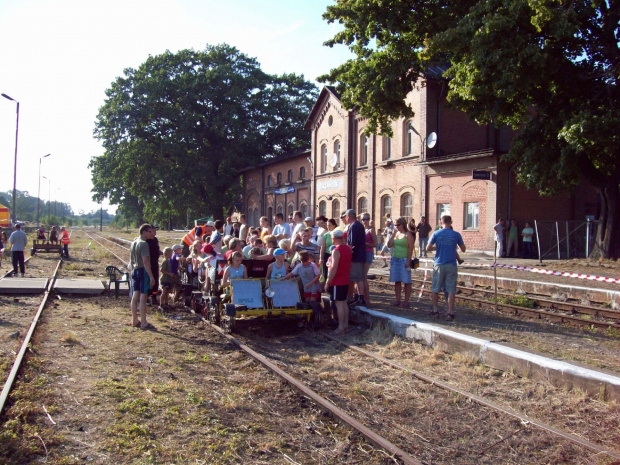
[374,255,620,284]
[417,262,429,302]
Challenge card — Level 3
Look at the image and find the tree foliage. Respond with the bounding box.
[91,44,318,224]
[321,0,619,258]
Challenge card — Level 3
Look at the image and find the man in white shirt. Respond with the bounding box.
[224,217,234,236]
[291,210,304,239]
[494,219,505,258]
[272,212,291,240]
[304,217,319,242]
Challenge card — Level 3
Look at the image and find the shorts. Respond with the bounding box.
[431,264,458,294]
[330,284,348,302]
[389,257,412,284]
[349,262,364,281]
[161,281,172,290]
[304,291,321,300]
[365,251,374,264]
[131,268,151,294]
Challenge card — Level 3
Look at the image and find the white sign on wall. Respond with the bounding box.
[317,178,343,192]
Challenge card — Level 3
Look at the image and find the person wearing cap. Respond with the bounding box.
[344,209,366,307]
[224,217,234,236]
[272,212,291,241]
[266,248,289,280]
[325,229,352,333]
[381,218,395,267]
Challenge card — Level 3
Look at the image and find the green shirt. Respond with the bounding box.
[130,237,150,269]
[509,226,518,240]
[160,258,172,284]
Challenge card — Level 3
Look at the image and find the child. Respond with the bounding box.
[159,247,174,311]
[266,248,289,280]
[222,251,248,288]
[170,244,185,304]
[203,243,223,294]
[283,251,321,303]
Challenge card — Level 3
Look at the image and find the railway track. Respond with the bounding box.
[368,277,620,329]
[199,317,620,463]
[0,258,62,415]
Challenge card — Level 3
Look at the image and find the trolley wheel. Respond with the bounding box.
[208,303,220,326]
[191,293,201,315]
[221,315,235,333]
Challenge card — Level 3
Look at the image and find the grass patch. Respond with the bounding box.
[498,294,535,308]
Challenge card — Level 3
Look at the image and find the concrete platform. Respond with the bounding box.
[351,306,620,402]
[54,279,105,295]
[0,277,49,294]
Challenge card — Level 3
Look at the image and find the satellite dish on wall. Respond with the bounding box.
[427,132,438,149]
[330,153,338,168]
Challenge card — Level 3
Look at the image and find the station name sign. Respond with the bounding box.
[472,170,491,180]
[274,186,295,194]
[317,178,343,192]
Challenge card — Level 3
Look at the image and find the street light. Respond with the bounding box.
[37,154,51,227]
[42,175,51,222]
[2,93,19,225]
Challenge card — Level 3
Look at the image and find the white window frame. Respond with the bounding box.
[464,202,479,230]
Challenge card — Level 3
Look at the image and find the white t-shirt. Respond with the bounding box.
[522,227,534,242]
[224,224,234,236]
[494,223,504,241]
[273,222,291,238]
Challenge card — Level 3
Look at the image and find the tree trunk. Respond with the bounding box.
[591,182,619,260]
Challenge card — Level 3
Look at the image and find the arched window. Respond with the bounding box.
[321,144,327,173]
[300,203,308,218]
[332,199,340,222]
[277,173,282,185]
[267,175,272,187]
[277,204,283,215]
[381,195,392,226]
[319,200,327,218]
[253,209,259,228]
[287,170,293,183]
[333,140,341,169]
[383,136,392,160]
[358,197,368,215]
[360,134,368,166]
[400,193,413,221]
[406,121,414,155]
[299,166,306,180]
[288,204,294,218]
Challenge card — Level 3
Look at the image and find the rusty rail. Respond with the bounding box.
[322,332,620,461]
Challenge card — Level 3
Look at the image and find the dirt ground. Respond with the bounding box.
[1,229,619,464]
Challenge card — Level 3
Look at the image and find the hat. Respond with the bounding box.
[386,218,393,223]
[226,217,231,221]
[304,217,312,222]
[332,229,344,238]
[345,209,356,217]
[172,244,183,251]
[273,248,286,256]
[202,243,214,255]
[206,221,214,227]
[340,212,346,218]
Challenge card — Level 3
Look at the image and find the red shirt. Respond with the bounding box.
[330,244,351,286]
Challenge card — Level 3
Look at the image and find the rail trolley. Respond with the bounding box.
[191,258,328,332]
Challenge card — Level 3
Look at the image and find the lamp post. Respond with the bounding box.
[2,93,19,225]
[37,154,51,227]
[42,175,51,222]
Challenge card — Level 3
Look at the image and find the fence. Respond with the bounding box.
[534,219,598,260]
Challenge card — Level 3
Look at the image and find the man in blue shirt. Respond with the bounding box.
[346,209,367,307]
[426,215,466,320]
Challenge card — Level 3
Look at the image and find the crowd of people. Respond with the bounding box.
[0,224,71,277]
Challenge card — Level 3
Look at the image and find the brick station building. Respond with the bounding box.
[242,72,597,252]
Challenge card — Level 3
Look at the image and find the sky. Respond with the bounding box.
[0,0,351,216]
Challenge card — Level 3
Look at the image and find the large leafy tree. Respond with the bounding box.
[321,0,619,259]
[91,44,318,224]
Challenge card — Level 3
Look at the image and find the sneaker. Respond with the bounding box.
[20,273,24,277]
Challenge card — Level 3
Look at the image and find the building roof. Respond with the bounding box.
[239,148,311,174]
[303,86,342,130]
